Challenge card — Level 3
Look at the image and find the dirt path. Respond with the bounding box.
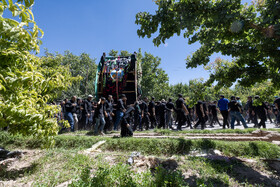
[102,130,280,142]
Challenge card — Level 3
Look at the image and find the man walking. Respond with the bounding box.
[228,96,248,129]
[166,98,176,129]
[65,96,77,132]
[176,94,189,131]
[94,97,107,135]
[148,97,157,129]
[218,95,230,129]
[114,94,127,131]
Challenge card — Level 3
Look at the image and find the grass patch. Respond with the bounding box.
[1,131,280,159]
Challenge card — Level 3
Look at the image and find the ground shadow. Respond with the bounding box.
[0,162,38,180]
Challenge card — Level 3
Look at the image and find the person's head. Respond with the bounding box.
[144,97,149,102]
[161,99,166,103]
[103,52,106,56]
[88,95,93,101]
[100,97,106,104]
[236,97,240,100]
[120,94,127,101]
[248,96,252,101]
[151,97,155,101]
[213,100,217,104]
[178,94,183,98]
[64,98,68,102]
[168,98,172,102]
[108,95,113,101]
[220,95,224,99]
[71,96,77,102]
[230,96,236,100]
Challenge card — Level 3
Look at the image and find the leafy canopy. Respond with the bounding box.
[0,0,76,146]
[136,0,280,88]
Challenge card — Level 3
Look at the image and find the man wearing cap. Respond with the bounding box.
[228,96,248,129]
[218,95,230,129]
[148,97,157,129]
[114,94,127,131]
[176,94,189,131]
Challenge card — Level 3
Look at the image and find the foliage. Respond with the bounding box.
[136,0,280,88]
[0,0,75,146]
[70,163,186,187]
[139,51,169,99]
[43,50,97,100]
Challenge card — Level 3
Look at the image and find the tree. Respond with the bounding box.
[0,0,76,146]
[139,51,169,99]
[43,50,97,99]
[136,0,280,88]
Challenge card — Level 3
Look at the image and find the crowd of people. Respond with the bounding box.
[58,94,280,137]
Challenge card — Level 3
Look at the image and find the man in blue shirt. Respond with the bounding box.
[218,95,230,129]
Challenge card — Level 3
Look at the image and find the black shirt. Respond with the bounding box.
[195,101,203,116]
[148,101,155,114]
[176,98,184,111]
[140,101,148,114]
[65,100,77,113]
[209,104,217,115]
[158,102,167,114]
[95,103,105,118]
[84,99,93,115]
[106,100,114,113]
[166,102,175,111]
[228,100,241,112]
[116,99,126,112]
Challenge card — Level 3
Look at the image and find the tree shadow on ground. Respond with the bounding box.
[0,162,38,180]
[185,175,230,187]
[204,156,280,186]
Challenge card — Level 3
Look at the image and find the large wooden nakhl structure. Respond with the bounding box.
[95,54,142,105]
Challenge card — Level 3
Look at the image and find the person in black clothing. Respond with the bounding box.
[158,99,168,129]
[209,101,222,127]
[265,102,273,124]
[65,96,77,132]
[252,96,268,128]
[141,97,150,130]
[133,101,142,131]
[194,100,206,130]
[176,94,189,131]
[148,97,157,129]
[84,95,94,130]
[104,95,114,133]
[246,96,258,127]
[202,101,209,124]
[94,97,107,135]
[121,106,134,137]
[155,101,161,125]
[228,96,248,129]
[273,97,280,126]
[114,94,127,131]
[100,52,106,68]
[166,98,176,129]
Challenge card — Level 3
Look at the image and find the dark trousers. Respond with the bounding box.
[158,113,166,129]
[121,120,133,137]
[210,114,221,126]
[149,115,157,128]
[221,110,229,128]
[177,112,186,130]
[194,115,205,129]
[142,113,150,130]
[133,114,142,131]
[257,114,266,128]
[104,115,113,132]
